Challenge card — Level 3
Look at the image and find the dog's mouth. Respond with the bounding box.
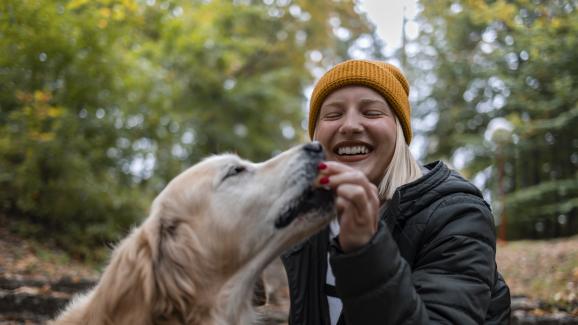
[274,186,334,229]
[273,142,335,229]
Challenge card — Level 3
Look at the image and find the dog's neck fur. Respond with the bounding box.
[213,248,277,325]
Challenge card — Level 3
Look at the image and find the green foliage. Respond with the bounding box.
[408,0,578,238]
[0,0,379,258]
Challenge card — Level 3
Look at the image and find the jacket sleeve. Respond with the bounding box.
[329,194,497,325]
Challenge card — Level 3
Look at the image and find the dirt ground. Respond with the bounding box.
[0,226,99,283]
[496,236,578,307]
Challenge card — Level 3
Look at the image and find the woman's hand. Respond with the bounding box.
[317,161,380,253]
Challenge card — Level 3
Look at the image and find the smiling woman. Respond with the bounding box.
[281,59,511,325]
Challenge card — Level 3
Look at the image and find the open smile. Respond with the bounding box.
[332,142,373,158]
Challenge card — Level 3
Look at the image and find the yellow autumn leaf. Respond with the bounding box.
[47,107,63,118]
[551,18,562,29]
[494,1,517,22]
[112,6,126,21]
[99,7,111,18]
[121,0,138,13]
[66,0,89,10]
[34,90,51,103]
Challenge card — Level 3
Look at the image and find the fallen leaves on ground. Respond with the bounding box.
[496,235,578,311]
[0,225,99,283]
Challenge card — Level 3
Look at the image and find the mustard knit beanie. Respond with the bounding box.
[308,59,412,144]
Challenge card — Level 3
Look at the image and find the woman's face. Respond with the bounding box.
[314,86,397,185]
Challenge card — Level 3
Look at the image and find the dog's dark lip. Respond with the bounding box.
[274,187,334,229]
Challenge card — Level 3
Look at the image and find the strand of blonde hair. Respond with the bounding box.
[378,117,422,200]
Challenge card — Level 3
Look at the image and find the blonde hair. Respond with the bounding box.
[378,117,422,200]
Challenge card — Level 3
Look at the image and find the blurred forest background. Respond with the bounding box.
[1,0,577,270]
[1,0,578,322]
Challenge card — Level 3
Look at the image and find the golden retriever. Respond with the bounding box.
[51,142,334,325]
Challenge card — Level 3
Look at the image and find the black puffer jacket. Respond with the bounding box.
[282,161,511,324]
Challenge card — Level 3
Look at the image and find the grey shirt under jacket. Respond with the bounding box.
[281,161,511,325]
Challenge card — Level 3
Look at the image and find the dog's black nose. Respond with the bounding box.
[303,141,323,154]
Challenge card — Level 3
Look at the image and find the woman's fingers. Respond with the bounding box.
[318,172,379,215]
[336,184,374,222]
[316,160,381,252]
[336,193,377,252]
[316,160,379,213]
[317,162,375,195]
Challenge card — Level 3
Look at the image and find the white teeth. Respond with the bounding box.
[337,145,369,155]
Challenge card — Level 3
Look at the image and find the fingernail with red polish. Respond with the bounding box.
[320,176,329,185]
[318,162,327,170]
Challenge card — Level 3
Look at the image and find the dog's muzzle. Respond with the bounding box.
[274,142,335,228]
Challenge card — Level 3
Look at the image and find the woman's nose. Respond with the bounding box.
[338,111,363,135]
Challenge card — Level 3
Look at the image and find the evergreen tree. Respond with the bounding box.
[407,0,578,239]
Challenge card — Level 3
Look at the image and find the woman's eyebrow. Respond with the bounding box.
[358,98,388,105]
[320,100,346,110]
[322,99,345,106]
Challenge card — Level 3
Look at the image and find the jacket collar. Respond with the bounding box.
[382,161,451,229]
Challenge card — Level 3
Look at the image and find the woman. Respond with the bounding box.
[281,60,511,324]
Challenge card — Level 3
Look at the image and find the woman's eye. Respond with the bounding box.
[365,110,384,117]
[322,112,341,120]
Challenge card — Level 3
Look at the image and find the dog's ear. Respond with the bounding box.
[85,227,157,322]
[152,216,202,318]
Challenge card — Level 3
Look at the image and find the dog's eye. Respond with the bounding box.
[223,165,246,180]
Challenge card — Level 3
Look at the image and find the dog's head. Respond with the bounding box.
[60,143,334,323]
[148,142,334,280]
